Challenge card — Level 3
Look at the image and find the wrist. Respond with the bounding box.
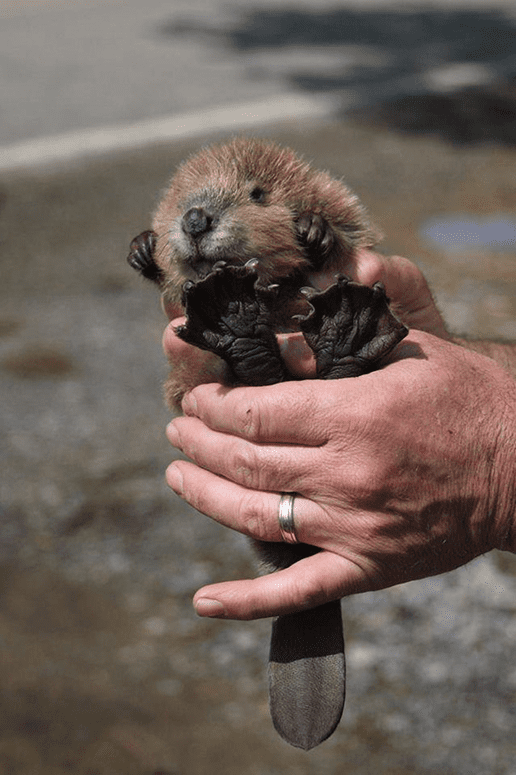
[490,379,516,554]
[454,337,516,380]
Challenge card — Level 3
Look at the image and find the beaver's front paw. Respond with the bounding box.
[176,262,289,385]
[127,230,163,284]
[295,212,335,268]
[298,277,408,379]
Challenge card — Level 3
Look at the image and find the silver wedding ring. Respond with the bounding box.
[278,492,299,544]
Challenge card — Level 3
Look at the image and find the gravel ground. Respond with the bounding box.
[1,118,516,774]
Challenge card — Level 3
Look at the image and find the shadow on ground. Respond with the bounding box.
[161,6,516,146]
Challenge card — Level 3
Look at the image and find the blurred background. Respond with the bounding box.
[1,1,516,773]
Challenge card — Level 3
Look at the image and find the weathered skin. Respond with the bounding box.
[127,138,407,750]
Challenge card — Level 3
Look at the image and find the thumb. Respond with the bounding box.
[193,551,369,620]
[276,331,316,378]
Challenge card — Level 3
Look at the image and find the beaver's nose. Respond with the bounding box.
[182,207,212,237]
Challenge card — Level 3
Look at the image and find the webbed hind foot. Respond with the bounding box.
[299,277,408,379]
[176,262,289,386]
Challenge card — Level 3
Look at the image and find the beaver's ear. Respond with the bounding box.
[295,213,335,269]
[127,230,163,285]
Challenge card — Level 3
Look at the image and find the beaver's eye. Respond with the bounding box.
[249,186,267,203]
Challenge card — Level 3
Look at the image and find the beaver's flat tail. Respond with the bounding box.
[268,600,345,750]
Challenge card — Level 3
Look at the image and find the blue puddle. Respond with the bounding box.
[421,214,516,252]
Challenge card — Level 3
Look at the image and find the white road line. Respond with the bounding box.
[0,93,337,173]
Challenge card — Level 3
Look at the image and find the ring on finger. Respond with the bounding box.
[278,492,299,544]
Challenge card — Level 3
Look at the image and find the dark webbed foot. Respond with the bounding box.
[299,277,408,379]
[127,230,163,285]
[176,262,289,386]
[296,212,335,268]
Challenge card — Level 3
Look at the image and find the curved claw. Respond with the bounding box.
[334,274,352,284]
[372,280,389,301]
[173,323,187,340]
[299,285,319,301]
[296,212,336,267]
[180,279,196,307]
[127,230,163,284]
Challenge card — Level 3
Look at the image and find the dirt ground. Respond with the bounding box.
[1,119,516,774]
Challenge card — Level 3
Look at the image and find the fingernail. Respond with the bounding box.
[194,598,226,618]
[166,421,180,446]
[166,463,183,495]
[182,391,197,416]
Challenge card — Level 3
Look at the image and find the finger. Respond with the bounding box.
[353,251,450,339]
[277,332,316,378]
[168,408,343,495]
[351,250,415,298]
[167,414,320,492]
[166,459,328,541]
[180,378,360,445]
[161,296,182,320]
[162,319,229,388]
[192,551,371,620]
[162,317,187,362]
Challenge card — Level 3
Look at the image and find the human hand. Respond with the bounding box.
[165,331,516,620]
[344,249,449,339]
[162,250,450,381]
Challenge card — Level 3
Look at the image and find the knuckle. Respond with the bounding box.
[349,455,393,505]
[228,443,288,492]
[233,396,264,441]
[291,571,328,610]
[238,491,271,541]
[179,476,203,513]
[229,445,261,489]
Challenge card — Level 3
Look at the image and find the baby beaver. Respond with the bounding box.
[127,137,407,750]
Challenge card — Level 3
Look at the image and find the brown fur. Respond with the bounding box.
[151,137,380,406]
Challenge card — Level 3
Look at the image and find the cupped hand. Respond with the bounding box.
[347,250,450,339]
[162,250,451,383]
[165,331,516,620]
